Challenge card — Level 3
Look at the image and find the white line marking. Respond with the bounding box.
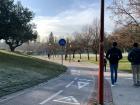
[0,91,25,103]
[78,79,93,81]
[53,96,80,105]
[65,81,74,88]
[39,90,63,105]
[78,81,89,89]
[71,70,81,75]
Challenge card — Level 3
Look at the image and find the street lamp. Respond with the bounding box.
[98,0,104,105]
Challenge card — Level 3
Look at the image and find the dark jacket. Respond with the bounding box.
[128,48,140,65]
[106,47,122,64]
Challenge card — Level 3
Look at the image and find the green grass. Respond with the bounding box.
[67,54,131,73]
[0,50,67,97]
[119,57,131,72]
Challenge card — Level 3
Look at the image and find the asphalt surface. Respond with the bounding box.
[0,67,95,105]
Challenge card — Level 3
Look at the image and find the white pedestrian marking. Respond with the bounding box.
[78,81,89,89]
[39,90,63,105]
[78,79,93,82]
[53,96,80,105]
[65,81,74,88]
[71,70,81,75]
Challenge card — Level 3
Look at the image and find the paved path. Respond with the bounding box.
[0,67,96,105]
[35,56,140,105]
[0,56,113,105]
[109,72,140,105]
[36,56,113,105]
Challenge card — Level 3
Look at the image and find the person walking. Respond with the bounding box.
[128,43,140,86]
[106,42,122,86]
[48,53,50,59]
[104,56,107,72]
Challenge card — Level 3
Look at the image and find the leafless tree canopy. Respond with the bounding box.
[108,0,140,26]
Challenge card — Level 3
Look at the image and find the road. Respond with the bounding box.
[0,66,96,105]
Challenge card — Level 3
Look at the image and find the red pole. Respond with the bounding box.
[98,0,104,105]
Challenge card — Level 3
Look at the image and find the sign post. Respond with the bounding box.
[61,46,64,65]
[59,39,66,65]
[98,0,104,105]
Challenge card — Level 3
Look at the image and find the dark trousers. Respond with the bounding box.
[132,65,140,86]
[110,64,118,85]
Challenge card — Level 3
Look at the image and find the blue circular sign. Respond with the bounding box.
[59,39,66,46]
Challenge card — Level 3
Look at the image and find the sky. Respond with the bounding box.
[14,0,115,41]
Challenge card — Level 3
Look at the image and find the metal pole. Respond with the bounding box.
[98,0,104,104]
[61,46,63,65]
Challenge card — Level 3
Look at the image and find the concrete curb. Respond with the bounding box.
[88,76,114,105]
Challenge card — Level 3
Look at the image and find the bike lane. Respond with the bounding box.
[0,67,95,105]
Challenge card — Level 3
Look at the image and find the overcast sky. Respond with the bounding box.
[14,0,115,40]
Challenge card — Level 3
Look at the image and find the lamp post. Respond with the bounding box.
[98,0,104,105]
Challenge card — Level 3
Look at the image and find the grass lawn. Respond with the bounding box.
[0,50,67,97]
[118,57,131,72]
[66,54,131,73]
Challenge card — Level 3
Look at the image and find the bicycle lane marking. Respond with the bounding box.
[39,78,77,105]
[53,96,80,105]
[39,90,63,105]
[39,76,94,105]
[65,81,75,88]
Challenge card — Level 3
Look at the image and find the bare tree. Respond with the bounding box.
[91,20,100,61]
[81,25,93,60]
[108,0,140,26]
[73,32,84,59]
[48,32,55,58]
[70,40,77,59]
[107,24,140,52]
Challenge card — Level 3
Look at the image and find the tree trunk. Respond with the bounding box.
[65,53,68,60]
[10,46,16,52]
[95,51,98,61]
[87,49,89,60]
[53,52,54,59]
[79,53,81,59]
[73,51,75,58]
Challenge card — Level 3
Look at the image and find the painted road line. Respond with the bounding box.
[53,96,80,105]
[65,81,74,88]
[39,90,63,105]
[0,91,26,103]
[78,79,93,82]
[78,81,89,89]
[71,70,81,75]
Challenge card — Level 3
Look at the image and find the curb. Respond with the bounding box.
[88,76,114,105]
